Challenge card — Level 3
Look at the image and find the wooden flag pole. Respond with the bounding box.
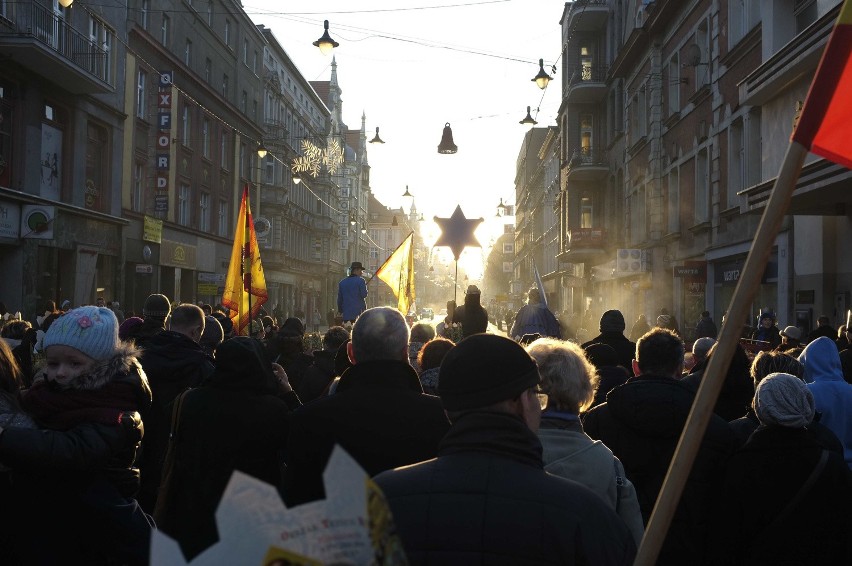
[634,141,809,565]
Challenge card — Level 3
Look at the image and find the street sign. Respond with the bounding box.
[136,264,153,274]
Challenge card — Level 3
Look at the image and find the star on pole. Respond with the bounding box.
[433,205,484,260]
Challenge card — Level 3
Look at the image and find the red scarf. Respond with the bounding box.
[22,379,140,430]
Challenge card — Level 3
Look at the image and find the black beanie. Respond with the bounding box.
[143,293,172,319]
[600,310,626,332]
[439,334,540,411]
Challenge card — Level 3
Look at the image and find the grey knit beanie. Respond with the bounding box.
[754,372,815,428]
[42,306,119,361]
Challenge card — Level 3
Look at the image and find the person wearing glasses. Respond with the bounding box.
[374,334,636,565]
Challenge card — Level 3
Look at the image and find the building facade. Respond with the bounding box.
[541,0,851,340]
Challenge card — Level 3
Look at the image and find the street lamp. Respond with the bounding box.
[256,143,268,159]
[58,0,73,7]
[519,106,537,129]
[532,58,553,89]
[313,20,339,55]
[369,127,385,144]
[402,185,414,212]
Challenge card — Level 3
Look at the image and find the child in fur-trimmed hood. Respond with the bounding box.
[0,306,154,565]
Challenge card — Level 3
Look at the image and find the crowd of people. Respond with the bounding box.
[0,284,850,564]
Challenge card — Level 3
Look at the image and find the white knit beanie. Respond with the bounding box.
[42,306,119,361]
[754,372,815,428]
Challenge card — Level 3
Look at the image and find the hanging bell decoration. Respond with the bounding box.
[437,122,458,154]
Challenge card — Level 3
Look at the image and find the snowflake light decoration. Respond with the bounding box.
[291,137,345,178]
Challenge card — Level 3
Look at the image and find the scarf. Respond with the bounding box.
[22,379,140,430]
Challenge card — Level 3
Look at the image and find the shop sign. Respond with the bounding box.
[21,205,55,239]
[143,215,163,243]
[0,201,20,238]
[136,264,153,274]
[160,239,197,269]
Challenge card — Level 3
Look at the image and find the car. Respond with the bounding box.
[420,308,434,320]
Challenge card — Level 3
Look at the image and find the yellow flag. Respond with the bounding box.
[222,185,268,335]
[375,232,415,315]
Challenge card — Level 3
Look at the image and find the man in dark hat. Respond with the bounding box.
[337,261,368,324]
[374,334,636,564]
[125,293,173,347]
[582,309,636,376]
[453,284,488,338]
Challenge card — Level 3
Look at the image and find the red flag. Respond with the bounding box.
[791,0,852,169]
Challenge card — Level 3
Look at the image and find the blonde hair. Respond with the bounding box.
[526,337,598,413]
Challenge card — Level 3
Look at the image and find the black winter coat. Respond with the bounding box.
[582,332,637,376]
[583,375,735,566]
[285,359,450,506]
[154,337,300,560]
[709,426,852,565]
[728,409,844,453]
[454,294,489,338]
[296,349,337,402]
[0,348,153,565]
[374,411,637,565]
[137,330,215,512]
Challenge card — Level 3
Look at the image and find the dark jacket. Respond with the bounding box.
[137,330,215,512]
[750,324,781,349]
[807,324,837,344]
[694,316,718,339]
[154,337,300,561]
[374,411,637,565]
[583,375,736,566]
[709,426,852,565]
[509,303,561,340]
[0,344,153,565]
[728,409,843,454]
[454,293,489,338]
[297,349,337,402]
[582,332,637,377]
[285,359,450,505]
[680,346,754,422]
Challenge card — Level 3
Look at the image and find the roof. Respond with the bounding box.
[309,81,330,105]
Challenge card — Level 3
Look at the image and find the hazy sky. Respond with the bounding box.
[246,0,563,261]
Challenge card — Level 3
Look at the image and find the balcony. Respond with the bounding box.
[565,147,608,181]
[558,227,608,263]
[566,64,608,104]
[563,0,609,32]
[0,1,115,93]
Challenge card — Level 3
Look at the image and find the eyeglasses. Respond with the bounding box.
[532,386,548,410]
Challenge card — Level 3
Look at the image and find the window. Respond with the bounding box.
[694,19,710,91]
[252,99,257,120]
[85,122,108,212]
[253,51,259,74]
[222,74,228,97]
[220,131,228,168]
[243,40,248,65]
[184,39,192,66]
[667,54,680,116]
[224,19,230,46]
[579,113,593,159]
[199,192,211,232]
[264,156,273,183]
[667,167,680,233]
[630,186,646,244]
[207,1,213,26]
[178,183,190,226]
[729,118,745,208]
[239,142,246,178]
[580,196,593,228]
[161,14,170,45]
[579,45,593,81]
[141,0,149,30]
[132,162,144,212]
[89,16,112,83]
[241,91,247,113]
[201,117,210,158]
[204,58,211,83]
[136,70,146,119]
[729,0,760,46]
[181,105,190,146]
[695,149,709,223]
[218,199,228,236]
